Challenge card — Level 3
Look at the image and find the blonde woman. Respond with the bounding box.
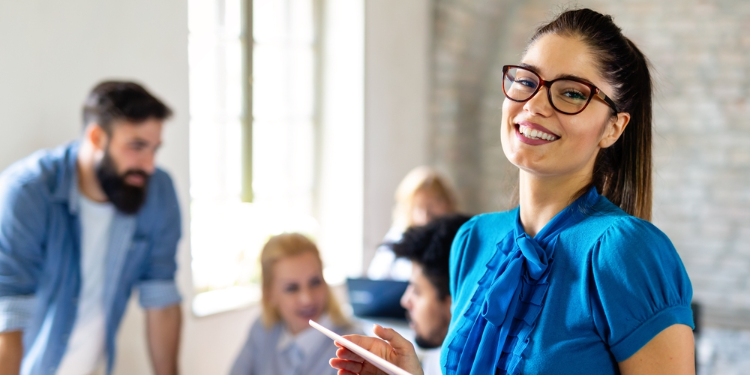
[368,166,459,280]
[230,233,359,375]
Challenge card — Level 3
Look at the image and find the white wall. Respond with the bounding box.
[317,0,365,284]
[363,0,432,269]
[0,1,255,374]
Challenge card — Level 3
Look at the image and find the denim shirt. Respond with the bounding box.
[0,142,182,375]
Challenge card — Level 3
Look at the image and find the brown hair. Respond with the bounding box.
[259,233,348,328]
[529,8,653,220]
[392,166,459,231]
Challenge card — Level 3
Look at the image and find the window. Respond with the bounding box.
[188,0,363,317]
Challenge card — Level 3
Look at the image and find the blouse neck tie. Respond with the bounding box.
[445,187,600,375]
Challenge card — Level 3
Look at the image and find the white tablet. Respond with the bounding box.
[309,319,413,375]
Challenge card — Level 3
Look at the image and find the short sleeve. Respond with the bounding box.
[138,171,182,308]
[590,217,693,362]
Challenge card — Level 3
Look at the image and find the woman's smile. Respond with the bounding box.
[295,306,321,321]
[514,120,560,145]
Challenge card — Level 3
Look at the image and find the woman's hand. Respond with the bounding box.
[329,324,424,375]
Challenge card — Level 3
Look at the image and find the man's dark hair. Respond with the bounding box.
[82,80,173,134]
[390,214,472,300]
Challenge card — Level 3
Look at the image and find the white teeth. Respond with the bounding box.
[518,125,556,141]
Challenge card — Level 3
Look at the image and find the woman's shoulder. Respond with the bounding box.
[450,211,516,267]
[230,316,282,375]
[593,211,674,255]
[566,201,684,279]
[456,210,517,240]
[563,196,673,254]
[594,214,680,270]
[472,209,517,227]
[449,210,517,293]
[247,316,283,344]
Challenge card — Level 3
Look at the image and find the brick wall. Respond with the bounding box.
[430,0,750,328]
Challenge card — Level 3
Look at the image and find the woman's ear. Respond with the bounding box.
[599,112,630,148]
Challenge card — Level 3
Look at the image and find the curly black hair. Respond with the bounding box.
[389,214,472,300]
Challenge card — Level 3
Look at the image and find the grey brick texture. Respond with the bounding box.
[430,0,750,329]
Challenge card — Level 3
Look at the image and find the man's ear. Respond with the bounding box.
[86,124,109,151]
[599,112,630,148]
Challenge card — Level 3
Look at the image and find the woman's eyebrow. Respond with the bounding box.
[555,74,595,85]
[519,63,595,85]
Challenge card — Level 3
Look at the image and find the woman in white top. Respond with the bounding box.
[367,166,460,280]
[230,233,359,375]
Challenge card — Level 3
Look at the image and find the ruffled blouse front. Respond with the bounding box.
[441,187,694,375]
[444,188,599,375]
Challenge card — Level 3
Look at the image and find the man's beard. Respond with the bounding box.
[406,312,444,349]
[95,148,150,214]
[414,334,442,350]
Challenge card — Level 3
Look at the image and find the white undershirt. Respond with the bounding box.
[421,348,442,375]
[57,194,115,375]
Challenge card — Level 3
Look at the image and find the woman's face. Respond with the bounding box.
[410,190,452,227]
[500,34,629,179]
[269,252,328,335]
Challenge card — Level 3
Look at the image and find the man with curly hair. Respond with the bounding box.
[390,214,471,375]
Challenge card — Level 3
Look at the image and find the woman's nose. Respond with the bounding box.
[523,85,554,117]
[299,288,313,304]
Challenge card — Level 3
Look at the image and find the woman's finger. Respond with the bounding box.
[336,347,365,362]
[372,324,415,354]
[330,358,364,374]
[339,334,381,350]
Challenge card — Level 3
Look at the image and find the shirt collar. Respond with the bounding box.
[49,141,82,215]
[277,314,333,359]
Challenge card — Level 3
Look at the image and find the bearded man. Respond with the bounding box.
[391,214,472,375]
[0,81,182,375]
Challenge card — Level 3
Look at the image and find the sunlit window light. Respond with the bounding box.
[188,0,318,317]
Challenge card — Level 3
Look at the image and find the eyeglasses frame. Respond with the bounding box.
[501,65,619,115]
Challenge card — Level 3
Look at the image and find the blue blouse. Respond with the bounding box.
[440,188,693,374]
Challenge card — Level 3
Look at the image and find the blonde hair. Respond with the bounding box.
[260,233,349,328]
[392,166,458,232]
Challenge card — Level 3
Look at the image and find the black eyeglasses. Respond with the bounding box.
[502,65,619,115]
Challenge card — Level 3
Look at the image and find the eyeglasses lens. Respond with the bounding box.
[503,67,593,114]
[503,67,539,100]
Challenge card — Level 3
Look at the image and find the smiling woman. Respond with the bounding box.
[330,8,694,375]
[230,233,360,375]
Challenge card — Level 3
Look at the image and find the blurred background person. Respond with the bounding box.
[230,233,359,375]
[0,81,182,375]
[390,214,472,375]
[367,166,459,280]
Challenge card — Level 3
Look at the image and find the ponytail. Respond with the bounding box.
[531,9,653,220]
